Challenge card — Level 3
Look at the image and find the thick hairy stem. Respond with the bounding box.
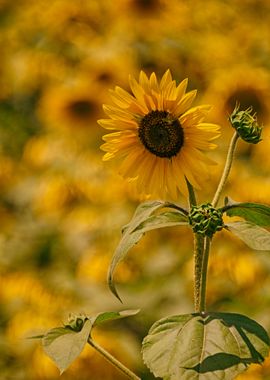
[88,338,141,380]
[212,132,239,207]
[199,236,211,312]
[186,179,203,312]
[193,233,205,312]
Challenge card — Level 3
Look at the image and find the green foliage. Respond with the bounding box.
[43,320,92,375]
[37,310,139,374]
[226,221,270,250]
[108,201,188,301]
[142,312,270,380]
[224,197,270,226]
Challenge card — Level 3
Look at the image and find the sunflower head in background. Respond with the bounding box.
[99,70,220,200]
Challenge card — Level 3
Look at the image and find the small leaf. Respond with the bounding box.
[224,197,270,226]
[142,312,270,380]
[42,319,92,374]
[108,201,187,301]
[28,334,45,339]
[40,309,139,374]
[226,221,270,250]
[92,309,140,326]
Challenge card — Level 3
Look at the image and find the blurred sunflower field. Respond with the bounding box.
[1,0,270,379]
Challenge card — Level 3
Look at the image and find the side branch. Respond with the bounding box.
[212,132,239,207]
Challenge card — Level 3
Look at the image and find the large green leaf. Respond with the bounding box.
[41,309,139,374]
[108,201,188,301]
[43,319,92,374]
[142,312,269,380]
[224,197,270,226]
[226,221,270,250]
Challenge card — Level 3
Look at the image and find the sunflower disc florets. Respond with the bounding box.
[189,203,224,238]
[229,104,262,144]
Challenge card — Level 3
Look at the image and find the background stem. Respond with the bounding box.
[88,337,141,380]
[212,132,239,207]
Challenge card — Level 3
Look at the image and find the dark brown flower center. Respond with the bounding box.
[67,99,94,118]
[138,110,184,158]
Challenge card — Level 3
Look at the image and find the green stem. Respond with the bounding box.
[193,233,204,312]
[212,132,239,207]
[88,338,141,380]
[199,237,211,312]
[186,179,203,312]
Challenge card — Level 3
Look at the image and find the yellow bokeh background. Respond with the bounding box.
[1,0,270,379]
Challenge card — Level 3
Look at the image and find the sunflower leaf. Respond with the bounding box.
[108,201,188,301]
[92,309,140,326]
[226,221,270,250]
[224,197,270,226]
[42,319,92,375]
[41,309,139,374]
[142,312,270,380]
[133,211,188,233]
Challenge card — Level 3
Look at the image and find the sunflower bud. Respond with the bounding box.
[66,314,86,331]
[229,104,262,144]
[189,203,224,238]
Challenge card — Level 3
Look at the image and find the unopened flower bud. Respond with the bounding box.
[66,314,86,331]
[229,104,262,144]
[189,203,224,238]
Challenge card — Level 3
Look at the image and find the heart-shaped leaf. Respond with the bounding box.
[108,201,188,301]
[41,309,139,374]
[142,312,269,380]
[226,221,270,250]
[224,197,270,226]
[42,319,92,374]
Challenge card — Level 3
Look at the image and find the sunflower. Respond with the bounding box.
[99,70,220,200]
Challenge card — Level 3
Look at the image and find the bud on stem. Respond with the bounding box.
[189,203,224,238]
[229,104,262,144]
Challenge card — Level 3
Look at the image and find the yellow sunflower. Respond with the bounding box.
[99,70,220,200]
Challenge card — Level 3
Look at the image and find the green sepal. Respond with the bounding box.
[108,201,188,301]
[189,203,224,237]
[226,221,270,250]
[229,104,262,144]
[224,197,270,226]
[35,309,139,374]
[142,312,270,380]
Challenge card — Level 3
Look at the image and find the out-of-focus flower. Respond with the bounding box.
[77,248,138,284]
[208,242,266,297]
[203,66,270,130]
[99,70,220,199]
[38,78,105,133]
[235,354,270,380]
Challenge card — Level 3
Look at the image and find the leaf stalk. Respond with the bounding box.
[88,337,141,380]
